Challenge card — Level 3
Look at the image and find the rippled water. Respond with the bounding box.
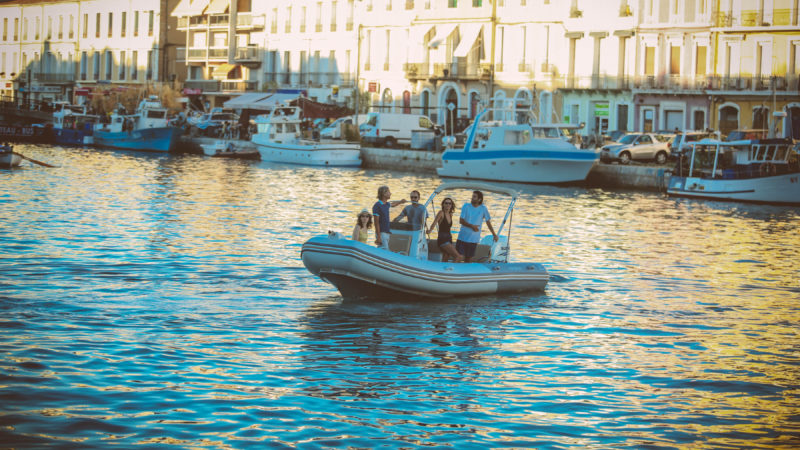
[1,144,799,448]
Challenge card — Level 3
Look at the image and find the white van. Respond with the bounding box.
[360,112,435,147]
[319,115,368,140]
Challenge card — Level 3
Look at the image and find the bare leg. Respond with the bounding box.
[442,244,463,263]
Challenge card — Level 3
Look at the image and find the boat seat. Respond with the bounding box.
[389,234,412,255]
[427,239,442,261]
[473,244,492,262]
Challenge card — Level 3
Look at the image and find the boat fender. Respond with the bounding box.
[759,162,776,177]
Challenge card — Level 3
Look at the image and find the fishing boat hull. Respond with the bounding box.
[93,126,181,152]
[667,173,800,205]
[301,235,548,300]
[54,128,93,146]
[0,152,22,168]
[253,138,361,167]
[437,148,599,184]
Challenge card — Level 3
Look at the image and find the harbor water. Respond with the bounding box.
[1,144,799,448]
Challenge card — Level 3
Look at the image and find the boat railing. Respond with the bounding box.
[680,141,800,179]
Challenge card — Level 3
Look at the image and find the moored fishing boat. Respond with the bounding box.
[251,105,361,167]
[437,107,598,184]
[301,182,549,300]
[52,102,100,146]
[93,96,181,152]
[667,138,800,205]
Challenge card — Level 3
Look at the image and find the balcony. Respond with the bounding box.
[740,10,768,26]
[187,48,207,61]
[772,9,795,26]
[234,46,260,64]
[221,80,258,92]
[236,13,265,30]
[209,14,229,27]
[34,73,75,83]
[185,79,220,91]
[208,47,229,60]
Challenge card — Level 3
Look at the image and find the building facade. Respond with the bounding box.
[0,0,184,106]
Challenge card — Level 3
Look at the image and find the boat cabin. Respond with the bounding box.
[253,105,303,143]
[95,95,171,133]
[676,138,800,179]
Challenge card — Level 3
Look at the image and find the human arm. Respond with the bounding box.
[393,206,408,223]
[460,217,479,232]
[427,211,442,234]
[352,224,360,241]
[373,216,382,244]
[485,220,498,241]
[389,199,407,207]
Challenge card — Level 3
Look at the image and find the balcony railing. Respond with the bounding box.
[185,80,220,91]
[234,46,260,62]
[404,61,491,80]
[187,48,207,60]
[209,14,229,27]
[221,80,258,92]
[772,9,794,26]
[34,73,75,82]
[740,10,767,26]
[236,13,265,29]
[208,48,229,59]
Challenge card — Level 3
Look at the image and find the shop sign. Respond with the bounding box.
[594,103,609,117]
[182,88,202,95]
[368,82,378,93]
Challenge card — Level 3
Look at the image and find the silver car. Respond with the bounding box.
[600,133,671,165]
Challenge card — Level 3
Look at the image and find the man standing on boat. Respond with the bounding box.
[373,186,406,250]
[393,190,427,231]
[456,190,498,262]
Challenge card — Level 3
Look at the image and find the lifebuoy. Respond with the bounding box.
[759,162,776,177]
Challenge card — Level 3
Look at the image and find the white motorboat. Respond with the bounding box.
[0,144,21,168]
[667,138,800,205]
[251,105,361,167]
[437,107,598,184]
[301,182,549,300]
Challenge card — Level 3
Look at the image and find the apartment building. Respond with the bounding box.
[0,0,184,105]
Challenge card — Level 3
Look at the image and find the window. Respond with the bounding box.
[300,6,306,32]
[3,18,7,41]
[134,11,139,37]
[331,1,337,31]
[1,53,5,73]
[285,7,292,33]
[108,13,113,37]
[148,11,154,37]
[95,13,100,38]
[47,17,52,39]
[69,15,74,39]
[695,45,706,75]
[93,52,99,79]
[271,8,277,33]
[35,17,39,40]
[121,12,126,37]
[670,45,680,75]
[283,50,291,83]
[119,51,126,79]
[13,18,17,40]
[473,0,482,6]
[105,51,112,80]
[23,18,28,41]
[448,0,457,7]
[146,50,153,79]
[347,0,354,30]
[316,2,322,32]
[83,14,87,38]
[644,46,655,76]
[11,51,16,73]
[59,16,63,39]
[693,110,705,130]
[80,51,87,80]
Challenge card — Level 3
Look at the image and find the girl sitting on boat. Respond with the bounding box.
[426,197,464,263]
[352,209,372,243]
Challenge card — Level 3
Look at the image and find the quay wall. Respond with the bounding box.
[360,146,672,191]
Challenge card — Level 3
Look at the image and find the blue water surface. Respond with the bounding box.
[1,144,799,448]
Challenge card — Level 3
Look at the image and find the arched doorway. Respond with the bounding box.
[785,105,800,140]
[719,105,739,136]
[443,87,458,135]
[381,88,393,112]
[514,89,531,124]
[402,90,411,114]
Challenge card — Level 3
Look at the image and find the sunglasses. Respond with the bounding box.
[443,201,453,205]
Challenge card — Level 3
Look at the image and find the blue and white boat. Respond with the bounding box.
[93,96,180,152]
[52,102,99,146]
[667,138,800,205]
[301,182,549,300]
[437,108,598,184]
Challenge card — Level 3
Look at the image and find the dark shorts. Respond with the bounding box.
[455,240,477,259]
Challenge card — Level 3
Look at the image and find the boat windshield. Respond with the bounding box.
[146,110,166,119]
[531,127,561,138]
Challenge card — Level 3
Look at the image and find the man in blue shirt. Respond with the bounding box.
[372,185,406,250]
[456,190,497,262]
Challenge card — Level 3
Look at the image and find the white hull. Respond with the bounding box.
[0,153,22,168]
[667,173,800,204]
[437,151,598,183]
[302,235,548,300]
[253,138,361,167]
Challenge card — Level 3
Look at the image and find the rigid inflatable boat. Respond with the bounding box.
[301,182,549,300]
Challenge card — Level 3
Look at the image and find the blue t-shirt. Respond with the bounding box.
[457,203,491,243]
[372,200,391,234]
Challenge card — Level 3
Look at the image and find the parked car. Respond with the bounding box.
[600,133,671,164]
[360,112,436,147]
[669,131,715,158]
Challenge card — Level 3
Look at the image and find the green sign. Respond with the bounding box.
[594,103,609,117]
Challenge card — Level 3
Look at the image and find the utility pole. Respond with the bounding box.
[355,23,361,124]
[489,0,497,104]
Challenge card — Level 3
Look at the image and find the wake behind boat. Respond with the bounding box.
[437,107,598,184]
[301,182,548,300]
[251,105,361,167]
[93,96,181,152]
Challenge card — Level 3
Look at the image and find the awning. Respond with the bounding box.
[171,0,211,17]
[453,23,482,58]
[212,63,238,80]
[223,92,272,109]
[205,0,229,15]
[250,93,300,110]
[428,23,457,49]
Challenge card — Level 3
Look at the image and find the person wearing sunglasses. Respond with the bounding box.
[352,209,373,243]
[393,190,427,232]
[426,197,464,263]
